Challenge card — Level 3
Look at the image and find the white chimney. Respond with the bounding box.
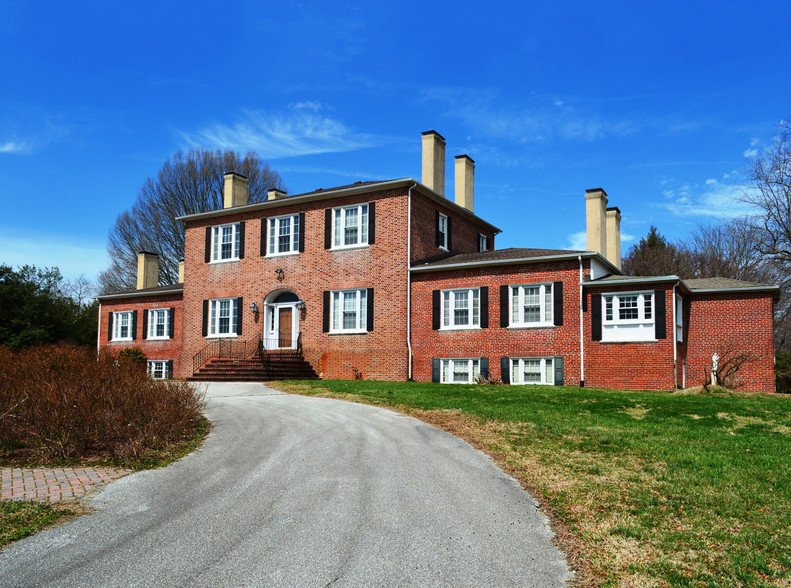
[605,207,622,269]
[421,130,446,195]
[454,155,475,212]
[137,251,159,290]
[223,172,249,209]
[585,188,608,259]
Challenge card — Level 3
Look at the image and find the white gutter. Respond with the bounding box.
[578,255,585,386]
[412,251,620,276]
[407,183,416,380]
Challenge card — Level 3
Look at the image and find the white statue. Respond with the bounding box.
[712,353,719,372]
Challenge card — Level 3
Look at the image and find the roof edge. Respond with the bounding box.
[411,251,618,273]
[98,286,184,300]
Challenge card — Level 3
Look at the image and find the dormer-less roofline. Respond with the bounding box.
[175,178,501,234]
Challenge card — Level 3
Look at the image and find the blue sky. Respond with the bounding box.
[1,0,789,282]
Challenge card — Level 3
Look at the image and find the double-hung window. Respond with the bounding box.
[147,360,171,380]
[442,288,479,329]
[147,309,170,339]
[602,291,655,342]
[333,204,368,248]
[438,213,448,250]
[111,311,134,341]
[511,357,554,385]
[331,289,367,333]
[478,234,489,252]
[510,283,553,327]
[441,358,480,384]
[208,298,238,337]
[268,214,300,256]
[211,223,241,262]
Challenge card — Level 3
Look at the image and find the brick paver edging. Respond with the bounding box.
[1,467,132,503]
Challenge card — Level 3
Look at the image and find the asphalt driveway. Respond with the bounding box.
[0,382,571,587]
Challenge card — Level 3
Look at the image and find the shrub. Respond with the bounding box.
[118,347,146,365]
[0,344,205,464]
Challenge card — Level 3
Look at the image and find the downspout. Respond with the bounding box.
[407,182,416,380]
[97,302,102,358]
[578,255,585,387]
[672,281,678,389]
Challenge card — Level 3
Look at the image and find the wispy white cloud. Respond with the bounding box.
[566,230,636,251]
[0,140,30,154]
[657,179,755,218]
[181,108,381,159]
[421,86,639,144]
[0,231,108,281]
[291,101,324,112]
[743,147,758,159]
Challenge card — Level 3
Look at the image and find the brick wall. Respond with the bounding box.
[411,259,589,383]
[685,292,775,393]
[99,292,183,375]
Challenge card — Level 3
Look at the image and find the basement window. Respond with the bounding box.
[441,358,480,384]
[147,360,171,380]
[511,357,554,385]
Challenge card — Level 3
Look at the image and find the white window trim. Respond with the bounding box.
[440,358,480,384]
[602,290,655,342]
[210,222,241,263]
[332,204,369,249]
[267,214,300,257]
[676,295,684,343]
[111,311,133,341]
[478,233,488,252]
[147,360,170,380]
[207,298,238,338]
[147,308,170,340]
[510,357,555,385]
[330,289,368,334]
[441,288,480,330]
[438,213,449,251]
[509,283,553,328]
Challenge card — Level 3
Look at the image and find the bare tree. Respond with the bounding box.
[99,150,285,293]
[741,119,791,265]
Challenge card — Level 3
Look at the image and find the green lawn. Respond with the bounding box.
[273,380,791,587]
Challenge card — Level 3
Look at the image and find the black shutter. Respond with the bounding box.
[500,357,510,384]
[367,288,374,331]
[202,300,209,337]
[480,287,489,328]
[142,309,148,340]
[260,218,267,256]
[168,308,175,338]
[108,311,113,341]
[322,291,330,332]
[299,212,306,252]
[553,281,564,326]
[368,202,375,244]
[432,358,440,383]
[554,357,564,386]
[166,360,173,379]
[238,222,245,259]
[655,290,667,339]
[591,293,602,341]
[205,227,212,263]
[432,290,441,330]
[435,211,441,246]
[500,285,509,328]
[131,310,137,341]
[236,297,243,336]
[446,217,452,250]
[480,357,489,380]
[324,209,332,249]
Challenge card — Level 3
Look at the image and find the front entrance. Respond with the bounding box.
[264,290,300,350]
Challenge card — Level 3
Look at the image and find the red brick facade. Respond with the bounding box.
[98,179,778,392]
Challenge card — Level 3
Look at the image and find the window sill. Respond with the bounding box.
[209,258,240,265]
[598,339,658,344]
[205,334,238,339]
[439,326,482,332]
[111,338,132,343]
[266,251,300,258]
[330,244,369,252]
[328,330,368,335]
[146,336,171,341]
[507,324,555,330]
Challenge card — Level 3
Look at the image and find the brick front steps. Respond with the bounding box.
[188,351,319,382]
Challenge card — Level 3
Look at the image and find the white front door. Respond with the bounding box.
[265,303,299,349]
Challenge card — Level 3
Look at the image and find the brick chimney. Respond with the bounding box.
[605,207,622,270]
[137,251,159,290]
[421,130,446,195]
[585,188,608,259]
[223,172,249,209]
[454,155,475,212]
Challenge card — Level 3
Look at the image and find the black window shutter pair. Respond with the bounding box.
[142,309,148,340]
[432,288,488,329]
[260,213,306,255]
[204,223,245,260]
[321,289,373,331]
[324,204,374,249]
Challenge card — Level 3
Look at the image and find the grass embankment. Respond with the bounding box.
[273,380,791,587]
[0,344,209,547]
